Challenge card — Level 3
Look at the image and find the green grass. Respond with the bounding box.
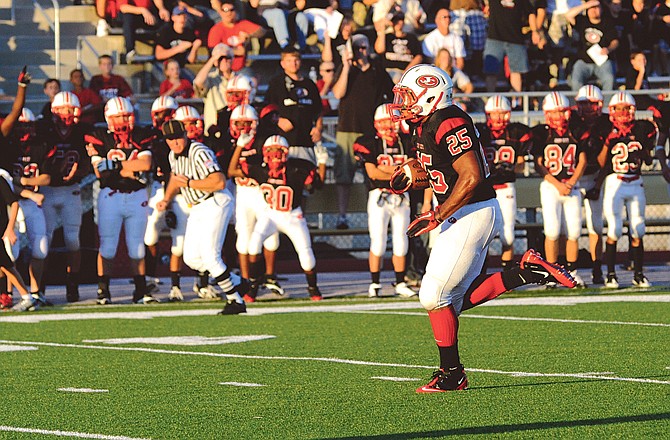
[0,295,669,439]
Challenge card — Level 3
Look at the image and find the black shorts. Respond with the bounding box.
[0,242,14,269]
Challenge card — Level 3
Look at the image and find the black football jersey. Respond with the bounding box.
[476,122,531,185]
[412,106,494,205]
[531,124,584,181]
[6,135,50,194]
[244,158,320,211]
[603,120,657,176]
[354,133,409,190]
[85,127,155,191]
[569,113,611,175]
[38,119,91,187]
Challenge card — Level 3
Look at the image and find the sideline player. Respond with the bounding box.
[144,95,189,301]
[569,85,609,284]
[532,91,588,287]
[354,104,417,298]
[231,135,327,301]
[85,97,157,304]
[598,92,657,288]
[388,64,576,392]
[39,91,91,302]
[476,95,531,269]
[157,120,249,314]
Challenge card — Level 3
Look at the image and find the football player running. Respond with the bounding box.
[231,135,327,301]
[144,96,190,301]
[226,104,284,298]
[388,64,576,393]
[598,92,657,288]
[532,92,588,287]
[476,95,532,269]
[354,104,417,298]
[39,92,91,302]
[85,97,158,304]
[569,85,610,284]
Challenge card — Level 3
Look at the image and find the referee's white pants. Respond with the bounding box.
[183,189,233,278]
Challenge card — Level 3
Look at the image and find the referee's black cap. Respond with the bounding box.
[162,120,187,140]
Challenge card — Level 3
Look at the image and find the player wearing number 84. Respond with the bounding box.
[388,64,577,393]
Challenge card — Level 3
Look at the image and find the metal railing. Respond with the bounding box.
[32,0,61,80]
[76,35,101,79]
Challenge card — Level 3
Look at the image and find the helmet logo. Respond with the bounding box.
[416,75,439,88]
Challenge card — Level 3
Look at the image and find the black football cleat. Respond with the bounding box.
[416,365,469,393]
[218,300,247,315]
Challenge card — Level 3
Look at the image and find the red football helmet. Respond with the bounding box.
[575,85,603,122]
[104,97,135,135]
[542,91,570,134]
[15,108,37,142]
[173,106,204,141]
[225,74,255,110]
[151,95,178,128]
[51,91,81,127]
[608,91,636,130]
[262,135,289,178]
[229,104,258,139]
[485,95,512,134]
[373,104,399,144]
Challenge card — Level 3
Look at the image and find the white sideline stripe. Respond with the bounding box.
[349,310,670,327]
[0,344,37,352]
[0,294,669,323]
[0,339,668,386]
[58,388,109,393]
[371,376,421,382]
[219,382,265,387]
[0,425,151,439]
[82,335,276,345]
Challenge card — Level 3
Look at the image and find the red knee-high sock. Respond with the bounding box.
[462,272,508,311]
[428,307,458,347]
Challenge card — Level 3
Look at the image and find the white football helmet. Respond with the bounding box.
[16,108,37,141]
[542,91,571,132]
[51,91,81,126]
[373,103,399,143]
[229,104,258,139]
[151,95,178,128]
[104,97,135,133]
[608,91,636,128]
[226,74,255,110]
[485,95,512,133]
[575,85,603,121]
[390,64,453,121]
[262,135,289,176]
[173,105,204,140]
[19,108,36,123]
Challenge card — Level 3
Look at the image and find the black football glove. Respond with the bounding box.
[18,66,31,87]
[165,210,177,229]
[389,166,411,194]
[584,187,601,201]
[407,208,443,238]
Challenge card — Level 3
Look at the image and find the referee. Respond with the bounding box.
[157,120,248,314]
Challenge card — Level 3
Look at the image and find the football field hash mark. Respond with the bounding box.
[219,382,265,387]
[371,376,422,382]
[58,388,110,393]
[1,339,668,386]
[83,335,276,346]
[0,424,151,439]
[0,344,38,352]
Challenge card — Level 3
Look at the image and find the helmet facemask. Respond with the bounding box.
[576,101,602,123]
[486,111,510,136]
[152,109,175,128]
[545,109,570,135]
[182,119,204,141]
[226,89,249,110]
[263,145,288,179]
[390,86,422,122]
[609,104,635,132]
[374,118,399,144]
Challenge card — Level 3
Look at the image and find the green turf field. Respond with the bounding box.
[1,294,669,439]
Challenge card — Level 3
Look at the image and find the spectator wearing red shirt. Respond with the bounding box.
[207,1,265,71]
[117,0,170,62]
[159,58,195,99]
[89,55,135,120]
[69,69,103,125]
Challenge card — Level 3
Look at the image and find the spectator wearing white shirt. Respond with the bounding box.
[421,9,466,70]
[372,0,426,34]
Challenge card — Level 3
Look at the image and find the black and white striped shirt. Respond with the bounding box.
[169,141,222,205]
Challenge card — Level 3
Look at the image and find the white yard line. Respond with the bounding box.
[0,339,668,386]
[0,425,151,439]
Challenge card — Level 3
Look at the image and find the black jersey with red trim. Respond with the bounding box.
[243,158,321,211]
[475,122,531,185]
[602,119,657,176]
[531,124,584,182]
[6,135,51,194]
[412,106,494,205]
[569,113,610,175]
[353,133,409,191]
[234,134,264,187]
[85,126,155,191]
[37,119,92,187]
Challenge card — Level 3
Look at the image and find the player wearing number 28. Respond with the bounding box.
[388,65,577,393]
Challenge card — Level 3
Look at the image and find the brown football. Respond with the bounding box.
[402,159,430,190]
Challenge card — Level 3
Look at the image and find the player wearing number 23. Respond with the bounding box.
[388,65,576,393]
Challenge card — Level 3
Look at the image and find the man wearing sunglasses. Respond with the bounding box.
[207,1,265,72]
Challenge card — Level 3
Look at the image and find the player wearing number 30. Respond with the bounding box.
[158,120,250,314]
[531,91,588,287]
[388,64,576,393]
[598,92,657,289]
